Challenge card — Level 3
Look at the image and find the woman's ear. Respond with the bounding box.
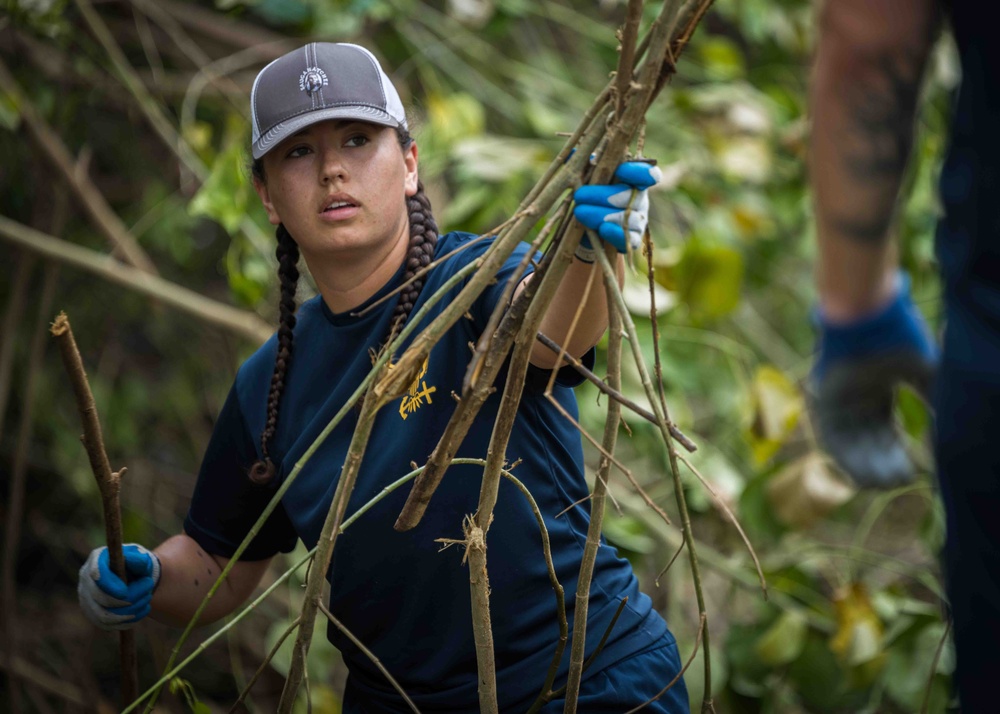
[252,176,282,226]
[403,140,419,197]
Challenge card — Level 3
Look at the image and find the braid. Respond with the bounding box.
[249,223,300,485]
[385,180,438,345]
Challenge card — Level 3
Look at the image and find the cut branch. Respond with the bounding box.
[50,312,138,706]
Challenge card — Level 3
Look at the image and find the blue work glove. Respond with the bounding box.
[78,544,161,630]
[810,273,938,488]
[572,161,662,257]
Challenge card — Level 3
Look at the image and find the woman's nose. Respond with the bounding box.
[320,150,348,184]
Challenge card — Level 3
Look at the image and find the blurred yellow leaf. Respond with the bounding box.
[830,583,887,686]
[748,365,802,463]
[755,610,808,666]
[767,452,854,528]
[427,92,485,145]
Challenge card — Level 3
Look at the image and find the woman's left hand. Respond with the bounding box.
[572,161,662,253]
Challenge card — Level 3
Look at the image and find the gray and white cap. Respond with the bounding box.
[250,42,407,160]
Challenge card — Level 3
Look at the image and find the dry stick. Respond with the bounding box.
[592,242,715,713]
[624,612,706,714]
[317,602,420,714]
[49,312,139,706]
[142,261,482,714]
[277,389,384,714]
[677,454,767,600]
[534,332,697,452]
[1,265,58,714]
[0,656,86,708]
[229,617,301,714]
[562,263,625,712]
[0,216,272,344]
[615,0,645,119]
[920,618,952,714]
[643,227,672,433]
[0,58,157,274]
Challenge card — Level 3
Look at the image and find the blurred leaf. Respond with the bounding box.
[884,620,954,711]
[0,91,21,131]
[602,513,657,555]
[898,384,931,438]
[189,137,251,236]
[767,452,854,529]
[697,36,745,81]
[830,583,885,672]
[748,364,802,463]
[675,241,744,320]
[428,92,486,146]
[755,609,808,666]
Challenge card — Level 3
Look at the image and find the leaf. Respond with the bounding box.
[767,452,854,529]
[748,364,802,464]
[754,610,808,666]
[697,37,745,81]
[830,583,884,668]
[0,90,21,131]
[189,139,251,235]
[427,92,486,146]
[674,241,744,320]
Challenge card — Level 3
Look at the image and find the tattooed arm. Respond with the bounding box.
[811,0,940,321]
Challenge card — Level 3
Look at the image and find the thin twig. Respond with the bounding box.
[229,617,301,714]
[920,618,952,714]
[535,331,697,452]
[678,454,767,600]
[50,311,138,705]
[563,262,624,711]
[0,251,34,441]
[318,602,421,714]
[656,541,687,585]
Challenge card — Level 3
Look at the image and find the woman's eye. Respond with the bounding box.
[287,146,311,158]
[345,135,370,148]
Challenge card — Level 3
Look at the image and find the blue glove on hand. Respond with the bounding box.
[573,161,662,256]
[78,543,160,631]
[810,273,938,488]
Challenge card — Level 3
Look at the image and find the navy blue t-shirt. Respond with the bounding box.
[185,232,667,712]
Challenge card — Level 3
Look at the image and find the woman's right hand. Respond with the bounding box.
[78,544,161,630]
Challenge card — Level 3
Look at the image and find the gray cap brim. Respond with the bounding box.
[252,106,400,160]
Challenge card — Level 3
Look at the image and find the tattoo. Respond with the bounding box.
[835,48,925,244]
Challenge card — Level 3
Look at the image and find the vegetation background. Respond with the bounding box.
[0,0,957,711]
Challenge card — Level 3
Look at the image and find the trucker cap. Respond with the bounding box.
[250,42,407,160]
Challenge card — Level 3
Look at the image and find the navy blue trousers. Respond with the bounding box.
[934,285,1000,713]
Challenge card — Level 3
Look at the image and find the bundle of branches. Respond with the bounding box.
[107,1,759,713]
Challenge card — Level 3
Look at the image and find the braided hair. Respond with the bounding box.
[247,126,438,485]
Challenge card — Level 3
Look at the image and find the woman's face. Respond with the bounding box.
[253,120,418,262]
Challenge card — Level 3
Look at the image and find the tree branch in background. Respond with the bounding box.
[0,216,272,344]
[50,312,139,706]
[0,57,158,274]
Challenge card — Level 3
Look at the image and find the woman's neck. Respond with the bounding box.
[304,225,410,314]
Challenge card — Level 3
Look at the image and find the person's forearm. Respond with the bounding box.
[529,251,624,369]
[150,533,269,627]
[810,0,938,321]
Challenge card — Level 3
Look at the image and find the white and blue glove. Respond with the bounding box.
[572,161,663,259]
[810,272,938,488]
[78,544,160,631]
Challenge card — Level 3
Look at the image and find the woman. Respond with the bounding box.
[78,42,688,713]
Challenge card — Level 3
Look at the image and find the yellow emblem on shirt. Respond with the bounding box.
[398,357,437,420]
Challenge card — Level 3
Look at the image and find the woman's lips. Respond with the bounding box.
[319,204,360,221]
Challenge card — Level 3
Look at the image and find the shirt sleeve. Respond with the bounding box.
[470,238,595,390]
[184,383,298,561]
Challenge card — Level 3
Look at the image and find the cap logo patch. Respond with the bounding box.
[299,67,328,95]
